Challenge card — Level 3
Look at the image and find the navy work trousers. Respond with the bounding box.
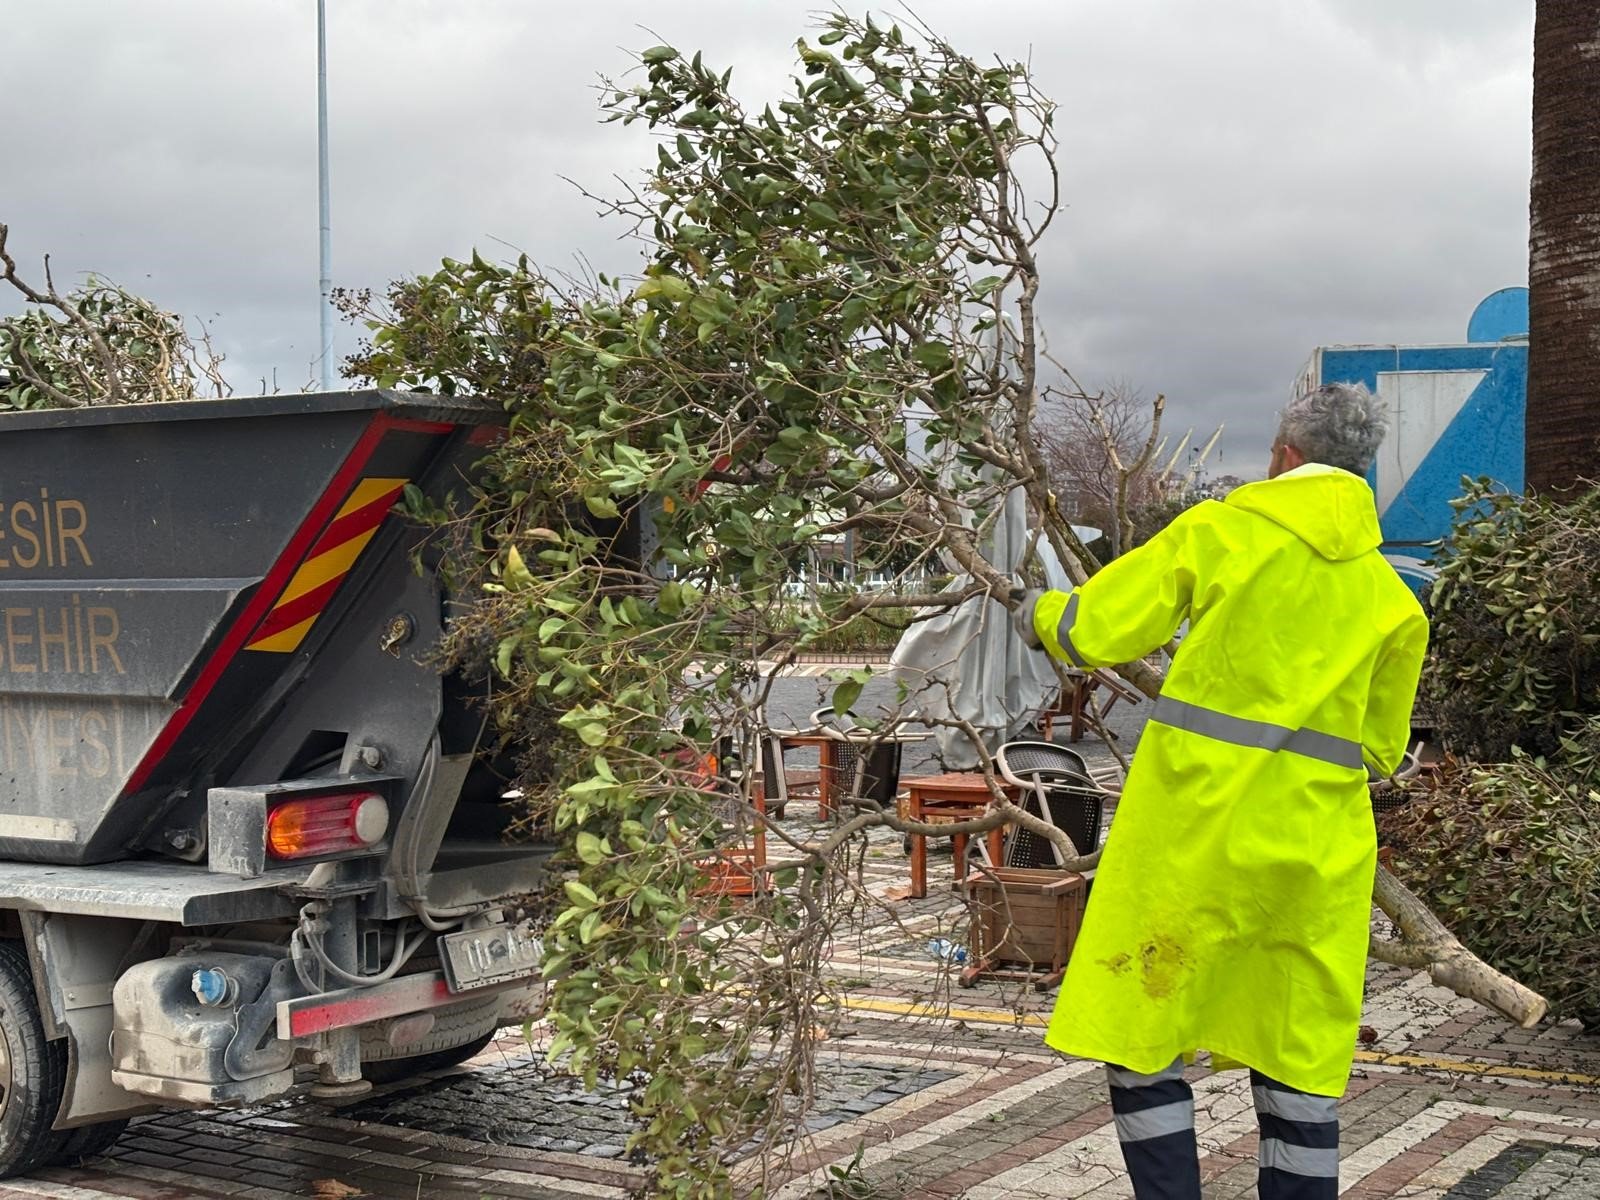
[1106,1059,1340,1199]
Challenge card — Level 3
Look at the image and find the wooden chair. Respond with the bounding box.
[953,742,1107,988]
[959,865,1088,990]
[689,745,768,899]
[1038,669,1143,743]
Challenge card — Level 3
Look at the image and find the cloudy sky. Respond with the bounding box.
[2,1,1532,472]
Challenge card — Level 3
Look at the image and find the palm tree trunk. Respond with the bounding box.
[1527,2,1600,496]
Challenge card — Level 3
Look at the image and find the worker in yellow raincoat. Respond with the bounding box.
[1014,382,1427,1200]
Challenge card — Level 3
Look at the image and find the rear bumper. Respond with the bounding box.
[0,859,314,924]
[276,969,540,1041]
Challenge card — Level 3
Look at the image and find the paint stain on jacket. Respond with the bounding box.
[1139,935,1190,1000]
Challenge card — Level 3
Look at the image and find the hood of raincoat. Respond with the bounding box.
[1224,464,1382,562]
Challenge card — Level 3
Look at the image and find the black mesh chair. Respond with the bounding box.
[994,741,1106,866]
[756,733,824,820]
[811,706,903,812]
[996,741,1089,778]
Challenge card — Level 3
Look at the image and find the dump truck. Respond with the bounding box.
[0,392,550,1175]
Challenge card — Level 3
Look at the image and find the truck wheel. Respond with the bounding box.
[359,992,501,1085]
[0,942,68,1178]
[361,1031,495,1085]
[47,1119,129,1166]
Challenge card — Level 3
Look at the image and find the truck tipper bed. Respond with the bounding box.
[0,392,549,1175]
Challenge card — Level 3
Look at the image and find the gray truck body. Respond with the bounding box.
[0,393,551,1171]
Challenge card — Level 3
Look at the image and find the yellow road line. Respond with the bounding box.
[1349,1050,1600,1088]
[836,995,1600,1088]
[840,994,1048,1028]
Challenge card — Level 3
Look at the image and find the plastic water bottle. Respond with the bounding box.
[926,938,968,964]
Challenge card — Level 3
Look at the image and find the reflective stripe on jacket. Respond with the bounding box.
[1035,463,1427,1096]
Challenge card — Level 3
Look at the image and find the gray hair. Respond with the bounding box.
[1277,383,1388,475]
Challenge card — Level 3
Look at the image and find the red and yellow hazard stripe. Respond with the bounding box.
[246,477,408,653]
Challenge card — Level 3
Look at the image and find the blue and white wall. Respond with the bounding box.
[1293,289,1528,592]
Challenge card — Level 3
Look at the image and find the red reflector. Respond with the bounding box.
[266,792,389,860]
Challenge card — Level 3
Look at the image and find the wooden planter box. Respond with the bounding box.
[693,788,768,900]
[959,866,1088,991]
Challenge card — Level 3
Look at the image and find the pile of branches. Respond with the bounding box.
[1381,482,1600,1030]
[1423,478,1600,760]
[1380,727,1600,1029]
[0,222,228,410]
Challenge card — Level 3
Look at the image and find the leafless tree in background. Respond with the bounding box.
[1036,380,1221,558]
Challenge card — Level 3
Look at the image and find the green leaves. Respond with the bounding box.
[563,879,600,907]
[633,274,694,304]
[583,492,622,519]
[503,544,535,591]
[337,9,1061,1195]
[805,199,841,226]
[830,666,873,717]
[1424,479,1600,761]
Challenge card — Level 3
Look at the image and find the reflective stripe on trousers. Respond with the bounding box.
[1106,1060,1339,1200]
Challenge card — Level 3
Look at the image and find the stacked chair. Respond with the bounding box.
[993,741,1105,866]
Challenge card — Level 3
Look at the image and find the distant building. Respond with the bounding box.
[1293,288,1528,593]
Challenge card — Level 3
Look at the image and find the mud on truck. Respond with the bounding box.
[0,392,551,1175]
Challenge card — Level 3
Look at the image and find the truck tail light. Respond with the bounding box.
[266,791,389,860]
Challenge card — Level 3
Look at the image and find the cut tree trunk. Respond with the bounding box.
[1527,1,1600,496]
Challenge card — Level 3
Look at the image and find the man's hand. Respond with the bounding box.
[1010,587,1045,650]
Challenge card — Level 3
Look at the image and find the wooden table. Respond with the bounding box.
[904,772,1022,899]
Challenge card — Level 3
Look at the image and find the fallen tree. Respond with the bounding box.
[335,16,1548,1193]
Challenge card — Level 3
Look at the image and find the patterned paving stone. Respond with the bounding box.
[1444,1141,1600,1199]
[4,696,1600,1197]
[338,1052,955,1155]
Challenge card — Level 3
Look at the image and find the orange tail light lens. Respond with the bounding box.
[266,791,390,860]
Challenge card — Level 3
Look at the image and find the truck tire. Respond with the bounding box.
[358,993,500,1085]
[46,1119,129,1166]
[360,1031,495,1085]
[0,942,69,1178]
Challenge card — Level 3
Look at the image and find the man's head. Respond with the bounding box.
[1270,383,1388,479]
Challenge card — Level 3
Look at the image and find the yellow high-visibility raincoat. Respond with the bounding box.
[1033,464,1427,1096]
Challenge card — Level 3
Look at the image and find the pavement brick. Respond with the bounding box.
[13,698,1600,1199]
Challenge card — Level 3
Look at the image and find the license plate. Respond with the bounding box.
[439,921,544,993]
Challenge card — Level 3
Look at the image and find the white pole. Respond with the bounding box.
[317,0,334,391]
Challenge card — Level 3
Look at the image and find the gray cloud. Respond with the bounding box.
[1,1,1532,471]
